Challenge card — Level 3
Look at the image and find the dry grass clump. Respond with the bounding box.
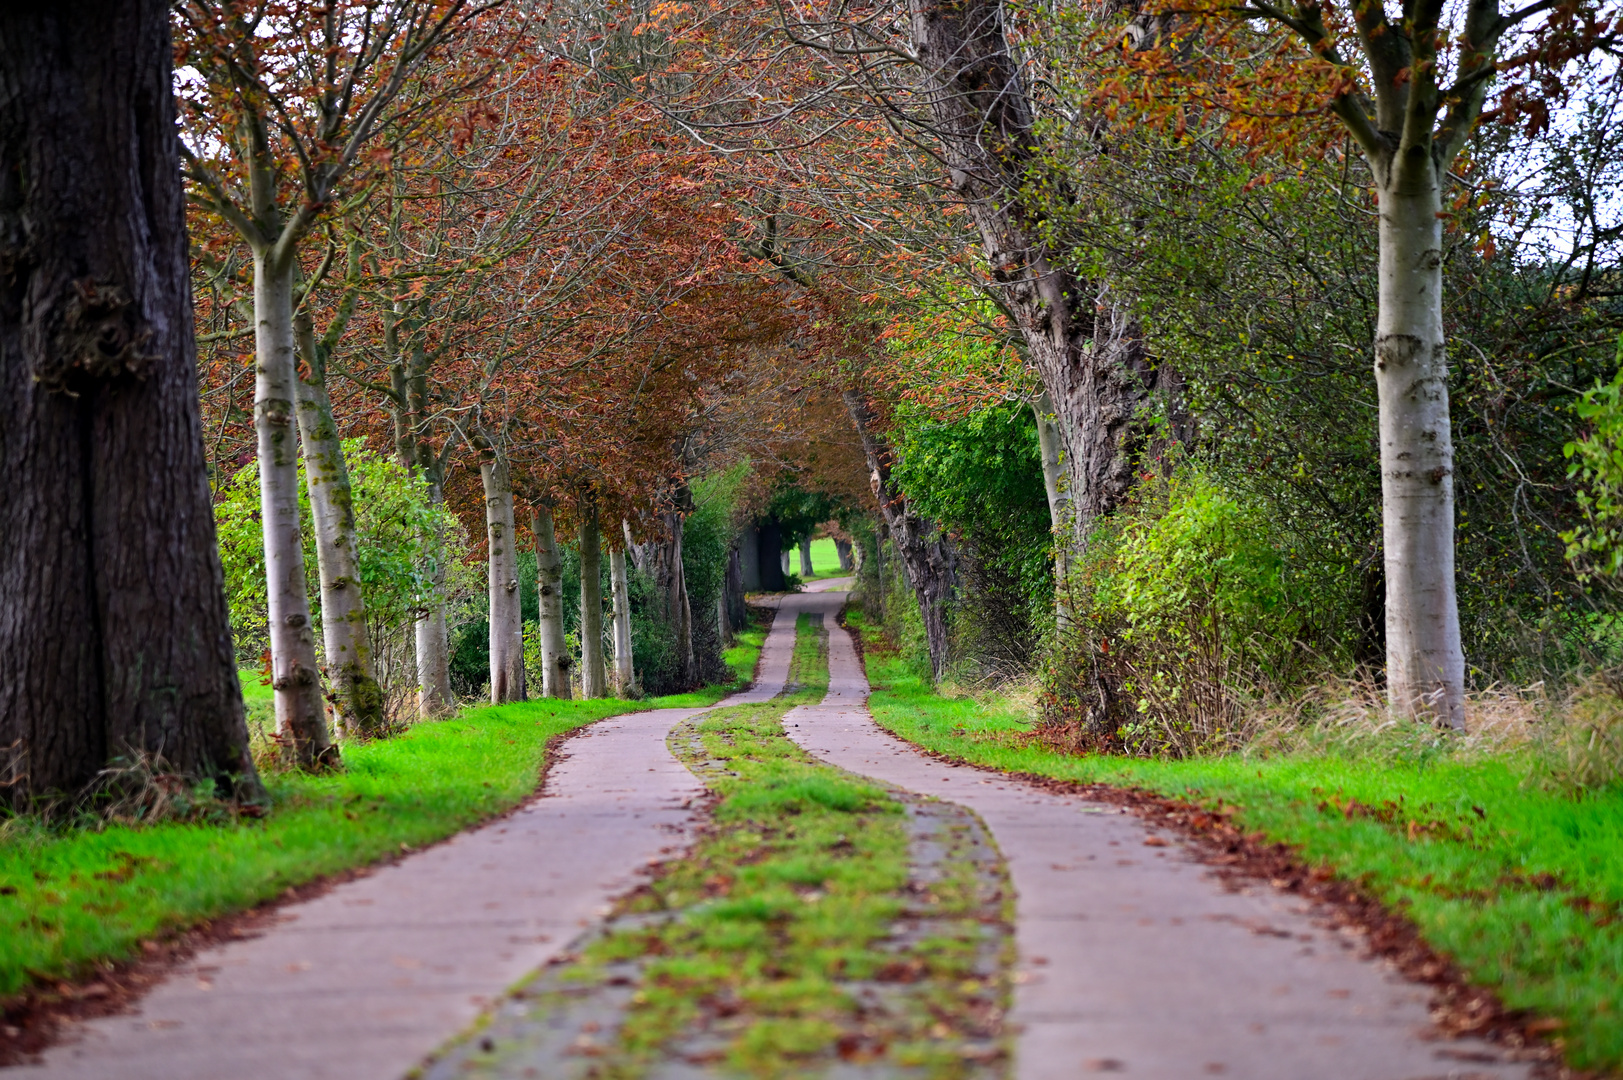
[1248,678,1541,758]
[1,750,257,832]
[1534,672,1623,792]
[1246,672,1623,792]
[77,752,253,825]
[938,668,1043,713]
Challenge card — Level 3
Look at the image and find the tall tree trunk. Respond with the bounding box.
[726,543,747,632]
[253,251,333,766]
[610,544,636,695]
[655,509,697,688]
[739,528,762,591]
[578,501,608,698]
[714,540,734,645]
[873,528,887,618]
[1033,388,1073,618]
[1033,389,1069,538]
[0,0,263,805]
[294,309,384,737]
[413,470,454,717]
[835,538,854,572]
[1376,176,1464,728]
[532,506,572,699]
[388,319,454,718]
[780,549,792,576]
[755,520,787,592]
[481,450,524,704]
[907,0,1167,545]
[844,390,957,678]
[798,536,814,578]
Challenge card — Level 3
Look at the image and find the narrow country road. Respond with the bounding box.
[23,583,1535,1079]
[20,615,804,1080]
[779,586,1531,1080]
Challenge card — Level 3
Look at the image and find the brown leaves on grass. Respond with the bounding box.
[908,744,1587,1077]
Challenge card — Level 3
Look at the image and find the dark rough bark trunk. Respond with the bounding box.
[843,391,957,679]
[725,544,747,632]
[653,507,697,688]
[755,519,787,592]
[578,501,607,698]
[0,1,262,807]
[835,538,854,572]
[908,0,1174,547]
[738,528,763,592]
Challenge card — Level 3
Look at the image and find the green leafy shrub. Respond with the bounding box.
[1563,339,1623,581]
[1052,469,1345,756]
[853,539,934,682]
[215,441,473,719]
[889,402,1053,677]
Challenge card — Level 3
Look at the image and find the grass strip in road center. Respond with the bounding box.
[424,613,1012,1080]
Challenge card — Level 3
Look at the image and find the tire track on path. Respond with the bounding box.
[19,607,802,1080]
[781,586,1532,1080]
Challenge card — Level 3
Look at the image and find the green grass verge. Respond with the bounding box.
[443,614,1008,1079]
[723,618,770,684]
[849,611,1623,1073]
[0,633,764,1002]
[239,668,274,735]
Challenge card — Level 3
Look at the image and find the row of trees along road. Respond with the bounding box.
[2,0,839,807]
[618,0,1620,730]
[187,0,826,712]
[3,0,1618,805]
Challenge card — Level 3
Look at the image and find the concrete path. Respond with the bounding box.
[20,606,804,1080]
[780,587,1531,1080]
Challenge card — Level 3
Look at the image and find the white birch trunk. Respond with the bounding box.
[414,474,454,718]
[481,455,524,704]
[578,504,608,698]
[610,544,636,695]
[798,537,814,578]
[294,317,383,737]
[1033,388,1073,620]
[1034,389,1070,534]
[415,602,451,715]
[532,507,572,699]
[1375,176,1465,729]
[253,252,333,766]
